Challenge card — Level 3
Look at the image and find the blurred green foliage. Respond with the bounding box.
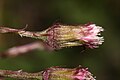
[0,0,120,80]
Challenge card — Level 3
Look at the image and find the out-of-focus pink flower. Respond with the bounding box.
[42,66,95,80]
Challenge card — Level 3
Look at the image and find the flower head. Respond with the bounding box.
[45,23,104,49]
[42,66,95,80]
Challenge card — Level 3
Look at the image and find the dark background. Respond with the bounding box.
[0,0,120,80]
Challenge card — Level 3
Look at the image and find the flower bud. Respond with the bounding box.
[42,67,95,80]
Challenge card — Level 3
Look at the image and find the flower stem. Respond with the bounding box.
[0,27,47,40]
[0,70,42,80]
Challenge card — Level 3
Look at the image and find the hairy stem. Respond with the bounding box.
[0,69,42,80]
[0,27,47,40]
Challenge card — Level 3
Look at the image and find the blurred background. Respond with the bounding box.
[0,0,120,80]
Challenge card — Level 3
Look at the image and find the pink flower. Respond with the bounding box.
[0,23,104,50]
[45,23,104,49]
[42,66,95,80]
